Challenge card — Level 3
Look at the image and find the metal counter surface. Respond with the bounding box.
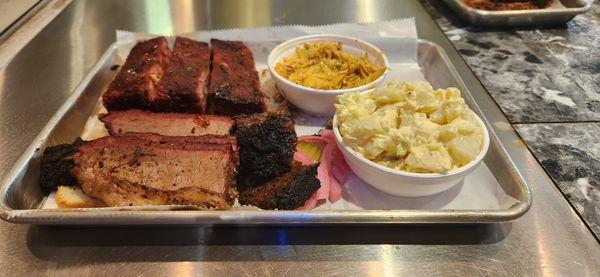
[0,0,597,275]
[0,0,41,38]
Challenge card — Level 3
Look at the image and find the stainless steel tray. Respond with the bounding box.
[442,0,591,27]
[0,39,532,225]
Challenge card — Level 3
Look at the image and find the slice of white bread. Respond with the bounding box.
[56,186,106,208]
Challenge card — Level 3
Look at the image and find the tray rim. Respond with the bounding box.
[0,39,532,225]
[441,0,591,25]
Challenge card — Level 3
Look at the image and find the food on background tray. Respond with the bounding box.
[274,42,386,90]
[208,39,266,115]
[335,81,484,173]
[239,162,320,210]
[234,112,298,189]
[156,37,211,113]
[102,37,171,111]
[100,110,234,136]
[462,0,552,10]
[71,133,239,209]
[56,186,106,208]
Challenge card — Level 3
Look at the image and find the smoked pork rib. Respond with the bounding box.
[100,110,234,136]
[156,37,211,113]
[71,133,239,209]
[208,39,266,115]
[102,37,171,111]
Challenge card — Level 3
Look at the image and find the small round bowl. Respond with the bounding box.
[267,34,389,116]
[333,110,490,197]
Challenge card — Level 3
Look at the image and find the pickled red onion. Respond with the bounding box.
[294,129,351,209]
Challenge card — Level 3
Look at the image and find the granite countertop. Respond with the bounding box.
[421,0,600,237]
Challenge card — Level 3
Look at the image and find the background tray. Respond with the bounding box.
[0,39,531,225]
[442,0,591,26]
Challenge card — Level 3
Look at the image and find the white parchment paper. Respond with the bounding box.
[43,18,518,211]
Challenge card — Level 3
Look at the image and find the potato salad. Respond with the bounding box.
[335,81,484,173]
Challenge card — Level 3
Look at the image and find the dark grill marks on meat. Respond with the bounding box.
[155,37,211,113]
[208,39,266,115]
[239,162,320,210]
[234,113,297,190]
[71,133,239,209]
[39,138,84,191]
[100,110,234,136]
[102,37,171,111]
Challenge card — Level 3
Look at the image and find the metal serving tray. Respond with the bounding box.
[442,0,591,27]
[0,39,532,225]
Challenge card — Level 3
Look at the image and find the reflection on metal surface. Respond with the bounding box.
[0,0,598,275]
[144,0,174,34]
[69,1,87,91]
[172,0,196,32]
[381,245,397,277]
[357,0,377,22]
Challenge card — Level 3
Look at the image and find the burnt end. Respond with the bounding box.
[239,162,320,210]
[275,164,320,210]
[234,113,297,189]
[39,138,84,190]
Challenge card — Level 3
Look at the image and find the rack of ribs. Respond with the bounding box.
[100,110,234,136]
[70,133,239,209]
[208,39,266,115]
[102,37,171,111]
[155,37,211,113]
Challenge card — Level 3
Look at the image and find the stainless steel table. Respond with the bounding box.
[0,0,597,275]
[0,0,41,38]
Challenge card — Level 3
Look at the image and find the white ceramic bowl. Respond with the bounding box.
[333,110,490,197]
[267,34,389,116]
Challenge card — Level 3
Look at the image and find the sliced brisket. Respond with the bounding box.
[71,133,239,209]
[100,110,234,136]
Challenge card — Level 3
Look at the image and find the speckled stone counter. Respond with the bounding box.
[421,0,600,237]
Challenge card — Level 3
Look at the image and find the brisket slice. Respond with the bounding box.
[100,110,234,136]
[208,39,266,115]
[155,37,211,113]
[239,162,320,210]
[102,37,171,111]
[71,133,239,209]
[234,113,296,190]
